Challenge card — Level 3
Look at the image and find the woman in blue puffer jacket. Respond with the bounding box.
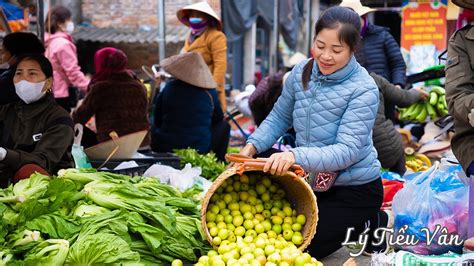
[239,6,387,259]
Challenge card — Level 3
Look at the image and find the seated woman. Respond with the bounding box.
[151,52,229,160]
[72,47,150,147]
[0,55,74,187]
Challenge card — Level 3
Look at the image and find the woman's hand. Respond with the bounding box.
[263,151,296,176]
[239,144,257,158]
[415,87,429,101]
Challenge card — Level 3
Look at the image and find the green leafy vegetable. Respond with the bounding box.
[0,174,50,204]
[23,239,69,266]
[66,233,139,265]
[174,148,225,181]
[26,213,81,240]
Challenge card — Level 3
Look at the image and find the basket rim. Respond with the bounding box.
[200,166,318,251]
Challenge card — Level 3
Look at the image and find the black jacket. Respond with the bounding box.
[0,95,74,186]
[356,24,407,87]
[151,79,223,153]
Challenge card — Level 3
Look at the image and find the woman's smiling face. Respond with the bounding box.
[312,26,352,75]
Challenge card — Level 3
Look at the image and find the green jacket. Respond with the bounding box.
[0,95,74,186]
[445,23,474,174]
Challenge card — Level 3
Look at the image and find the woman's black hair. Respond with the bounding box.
[14,54,54,78]
[45,5,72,34]
[2,32,45,57]
[302,6,361,89]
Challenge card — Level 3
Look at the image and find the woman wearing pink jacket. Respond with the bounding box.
[44,5,89,111]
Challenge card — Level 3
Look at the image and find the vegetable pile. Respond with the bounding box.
[0,169,210,265]
[174,148,225,181]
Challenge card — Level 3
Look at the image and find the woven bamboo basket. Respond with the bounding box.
[201,154,318,251]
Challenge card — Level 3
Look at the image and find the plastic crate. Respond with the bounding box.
[90,161,149,177]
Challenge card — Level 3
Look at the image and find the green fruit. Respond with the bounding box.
[245,229,257,238]
[429,91,439,105]
[227,224,236,232]
[292,232,304,245]
[171,259,183,266]
[233,215,244,227]
[227,232,237,243]
[296,214,306,225]
[210,227,219,237]
[228,202,240,211]
[254,246,265,256]
[267,230,277,239]
[207,222,217,228]
[255,214,265,222]
[282,223,292,231]
[234,226,246,237]
[243,212,254,220]
[212,236,222,245]
[426,102,437,120]
[283,207,293,217]
[206,212,217,222]
[217,201,226,210]
[218,229,229,240]
[255,223,265,234]
[271,207,280,215]
[262,177,272,187]
[262,220,272,231]
[294,256,307,266]
[269,184,278,193]
[243,220,254,230]
[210,205,220,214]
[256,184,267,194]
[240,183,249,191]
[265,245,276,256]
[223,193,233,204]
[240,174,249,184]
[216,214,225,223]
[233,181,241,192]
[414,105,427,123]
[261,192,271,202]
[431,86,445,96]
[247,196,258,205]
[262,209,272,218]
[239,192,249,201]
[292,223,302,232]
[276,189,286,198]
[272,216,283,225]
[272,224,282,234]
[240,204,252,213]
[248,189,257,197]
[263,201,273,210]
[225,215,233,224]
[283,229,294,241]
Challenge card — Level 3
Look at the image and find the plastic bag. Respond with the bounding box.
[71,124,92,168]
[392,159,469,255]
[143,163,212,192]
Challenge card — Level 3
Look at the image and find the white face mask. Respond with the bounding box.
[66,21,75,34]
[14,80,47,104]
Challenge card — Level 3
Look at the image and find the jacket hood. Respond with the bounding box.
[44,32,73,48]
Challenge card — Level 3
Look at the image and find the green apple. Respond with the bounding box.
[296,214,307,225]
[234,226,246,237]
[283,229,294,241]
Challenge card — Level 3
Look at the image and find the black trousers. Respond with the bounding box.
[306,178,386,259]
[210,120,230,162]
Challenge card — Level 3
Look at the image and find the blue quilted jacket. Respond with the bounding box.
[248,56,381,186]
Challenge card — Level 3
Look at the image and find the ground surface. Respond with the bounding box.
[320,247,373,266]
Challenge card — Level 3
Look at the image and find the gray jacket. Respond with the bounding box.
[445,23,474,174]
[370,73,422,169]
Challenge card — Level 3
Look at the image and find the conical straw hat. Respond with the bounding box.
[161,52,217,89]
[339,0,376,16]
[177,1,223,30]
[453,0,474,10]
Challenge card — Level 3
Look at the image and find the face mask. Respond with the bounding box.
[66,21,75,34]
[189,17,203,25]
[14,80,47,104]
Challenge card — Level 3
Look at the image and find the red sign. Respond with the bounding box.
[401,1,447,51]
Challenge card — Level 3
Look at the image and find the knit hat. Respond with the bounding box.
[177,1,222,30]
[339,0,376,16]
[161,52,217,89]
[453,0,474,10]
